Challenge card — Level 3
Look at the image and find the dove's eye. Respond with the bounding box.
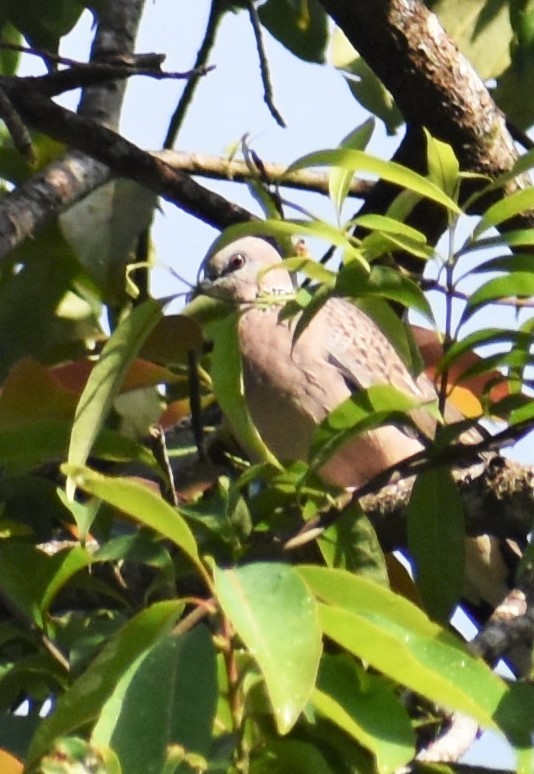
[229,253,246,272]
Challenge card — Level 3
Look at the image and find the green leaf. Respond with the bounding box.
[250,739,334,773]
[329,28,402,135]
[424,130,460,199]
[258,0,328,64]
[407,467,465,622]
[317,502,389,586]
[313,655,414,774]
[308,385,433,476]
[213,562,322,733]
[205,218,365,265]
[27,600,185,763]
[66,298,163,499]
[426,0,512,80]
[92,626,217,774]
[463,273,534,320]
[61,465,200,568]
[6,0,85,51]
[208,311,281,468]
[298,566,524,740]
[329,120,375,216]
[474,186,534,235]
[337,264,434,319]
[60,180,158,303]
[0,543,91,628]
[286,149,462,214]
[278,256,337,286]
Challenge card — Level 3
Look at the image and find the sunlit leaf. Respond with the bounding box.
[207,312,281,468]
[298,566,533,748]
[61,466,200,568]
[329,120,375,216]
[313,655,414,774]
[286,149,462,214]
[66,299,163,499]
[214,562,322,734]
[474,187,534,236]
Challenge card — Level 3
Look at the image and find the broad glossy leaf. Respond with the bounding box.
[92,626,217,774]
[209,312,281,467]
[27,601,184,763]
[407,467,465,622]
[313,655,414,774]
[66,298,162,499]
[62,466,200,568]
[299,566,527,743]
[214,562,322,733]
[286,149,462,214]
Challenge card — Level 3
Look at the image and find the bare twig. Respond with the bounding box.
[164,0,224,148]
[0,84,35,162]
[246,0,286,127]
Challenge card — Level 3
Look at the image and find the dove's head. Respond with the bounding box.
[199,237,294,302]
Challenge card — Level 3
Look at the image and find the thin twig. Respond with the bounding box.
[164,0,224,148]
[246,0,286,128]
[0,85,34,162]
[188,350,208,463]
[149,424,178,506]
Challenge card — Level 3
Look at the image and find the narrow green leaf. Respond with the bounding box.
[474,186,534,236]
[337,264,434,319]
[313,655,414,774]
[214,562,322,734]
[407,467,465,622]
[61,465,200,567]
[92,626,217,774]
[205,218,365,265]
[285,149,462,214]
[66,298,163,499]
[425,130,459,199]
[209,312,281,468]
[299,566,529,745]
[354,213,428,243]
[463,273,534,320]
[277,256,337,286]
[329,119,375,216]
[308,385,433,476]
[27,600,184,763]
